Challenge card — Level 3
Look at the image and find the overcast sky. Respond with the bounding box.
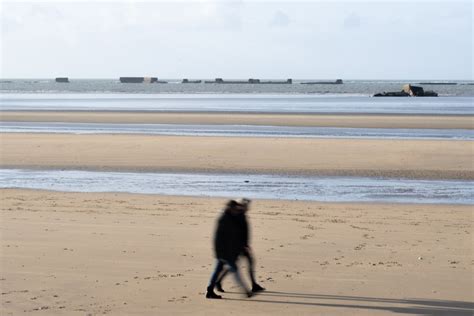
[1,0,472,79]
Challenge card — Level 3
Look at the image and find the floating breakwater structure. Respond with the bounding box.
[119,77,158,83]
[301,79,343,84]
[49,77,361,85]
[182,79,202,83]
[55,77,69,83]
[418,82,458,85]
[119,77,167,83]
[49,77,363,85]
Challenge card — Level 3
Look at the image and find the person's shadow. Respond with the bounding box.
[223,291,474,315]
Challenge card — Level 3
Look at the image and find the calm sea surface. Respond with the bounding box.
[1,79,472,114]
[1,79,473,96]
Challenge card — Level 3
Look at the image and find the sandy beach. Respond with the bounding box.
[1,111,473,129]
[1,189,472,315]
[1,111,473,315]
[1,133,472,180]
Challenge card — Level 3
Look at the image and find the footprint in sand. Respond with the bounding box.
[354,243,366,251]
[300,234,314,240]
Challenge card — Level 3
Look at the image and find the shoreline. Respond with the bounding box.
[1,111,473,129]
[2,187,472,208]
[1,188,472,315]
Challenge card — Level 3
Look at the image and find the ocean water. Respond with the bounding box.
[1,93,473,115]
[1,169,472,205]
[1,122,472,140]
[1,79,473,96]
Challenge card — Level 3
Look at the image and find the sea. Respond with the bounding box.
[1,79,473,204]
[1,78,473,96]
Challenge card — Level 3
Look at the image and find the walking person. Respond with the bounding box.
[206,200,253,299]
[215,198,265,294]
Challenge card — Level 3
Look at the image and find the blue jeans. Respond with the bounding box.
[217,248,257,286]
[208,258,247,292]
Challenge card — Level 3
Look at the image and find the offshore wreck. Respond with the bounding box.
[374,84,438,97]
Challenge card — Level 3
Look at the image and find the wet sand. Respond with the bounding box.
[1,111,473,129]
[1,189,472,315]
[1,133,473,180]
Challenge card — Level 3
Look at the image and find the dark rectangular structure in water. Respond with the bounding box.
[301,79,343,85]
[204,78,292,84]
[418,82,457,85]
[182,79,202,83]
[120,77,158,83]
[55,77,69,83]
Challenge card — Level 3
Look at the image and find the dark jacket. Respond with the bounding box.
[235,213,249,250]
[213,210,250,261]
[213,211,240,261]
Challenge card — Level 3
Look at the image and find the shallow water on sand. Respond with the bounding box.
[1,169,472,205]
[1,122,472,140]
[1,94,473,115]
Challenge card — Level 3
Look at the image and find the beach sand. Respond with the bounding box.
[1,133,472,179]
[1,189,472,315]
[1,111,473,315]
[1,111,473,129]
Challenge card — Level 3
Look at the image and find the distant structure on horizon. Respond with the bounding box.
[182,79,202,83]
[418,82,457,85]
[204,78,292,84]
[301,79,343,85]
[120,77,160,83]
[55,77,69,83]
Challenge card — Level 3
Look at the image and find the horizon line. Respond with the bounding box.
[1,77,473,81]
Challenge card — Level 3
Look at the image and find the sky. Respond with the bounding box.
[1,0,472,80]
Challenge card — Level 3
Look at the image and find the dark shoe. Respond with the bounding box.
[206,289,222,299]
[252,283,265,293]
[246,291,253,298]
[216,282,225,293]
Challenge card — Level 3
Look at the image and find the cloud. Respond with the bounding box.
[344,12,361,29]
[269,10,290,27]
[1,1,471,79]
